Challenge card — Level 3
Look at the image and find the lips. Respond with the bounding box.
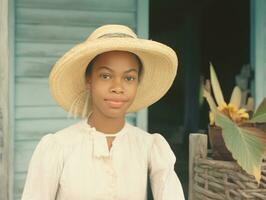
[104,98,128,108]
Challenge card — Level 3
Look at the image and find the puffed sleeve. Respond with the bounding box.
[148,133,185,200]
[21,133,64,200]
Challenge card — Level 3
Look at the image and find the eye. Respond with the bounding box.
[125,76,136,81]
[100,73,111,79]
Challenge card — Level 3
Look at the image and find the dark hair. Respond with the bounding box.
[85,52,143,82]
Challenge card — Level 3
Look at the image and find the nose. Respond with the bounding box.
[110,78,124,94]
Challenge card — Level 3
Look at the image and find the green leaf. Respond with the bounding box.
[203,88,218,113]
[250,98,266,123]
[210,63,226,108]
[215,111,266,183]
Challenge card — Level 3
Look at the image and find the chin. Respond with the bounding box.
[102,108,127,119]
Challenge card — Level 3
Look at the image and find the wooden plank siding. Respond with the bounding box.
[13,0,147,199]
[250,0,266,106]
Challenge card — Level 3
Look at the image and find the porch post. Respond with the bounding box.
[0,0,12,199]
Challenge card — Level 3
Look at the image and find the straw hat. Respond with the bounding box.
[48,24,178,118]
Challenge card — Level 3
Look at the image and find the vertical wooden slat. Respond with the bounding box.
[250,0,266,106]
[135,0,149,131]
[0,0,8,198]
[250,0,255,99]
[188,134,207,200]
[0,0,14,199]
[9,0,16,199]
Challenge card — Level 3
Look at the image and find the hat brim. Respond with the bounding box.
[49,37,178,116]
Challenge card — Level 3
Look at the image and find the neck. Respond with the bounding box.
[87,112,125,134]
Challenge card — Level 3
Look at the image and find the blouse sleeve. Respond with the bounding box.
[148,133,185,200]
[21,134,64,200]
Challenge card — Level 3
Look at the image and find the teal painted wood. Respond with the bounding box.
[17,0,136,12]
[16,43,75,57]
[17,7,136,27]
[136,0,149,131]
[16,78,55,106]
[250,0,266,106]
[13,0,148,198]
[8,0,16,199]
[17,24,98,43]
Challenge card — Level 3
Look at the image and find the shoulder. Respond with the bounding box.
[126,122,151,140]
[41,120,87,147]
[125,122,167,147]
[125,123,174,162]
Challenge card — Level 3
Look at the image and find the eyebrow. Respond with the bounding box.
[97,66,138,73]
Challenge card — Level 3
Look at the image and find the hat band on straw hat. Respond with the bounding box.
[97,33,135,39]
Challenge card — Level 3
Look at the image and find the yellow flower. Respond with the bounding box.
[204,64,250,125]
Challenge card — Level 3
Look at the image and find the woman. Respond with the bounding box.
[21,24,185,200]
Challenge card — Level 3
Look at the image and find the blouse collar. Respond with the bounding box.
[80,119,129,159]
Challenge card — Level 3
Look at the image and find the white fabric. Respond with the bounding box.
[21,119,185,200]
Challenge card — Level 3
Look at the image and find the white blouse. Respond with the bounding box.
[21,119,185,200]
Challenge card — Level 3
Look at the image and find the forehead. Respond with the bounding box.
[92,51,140,71]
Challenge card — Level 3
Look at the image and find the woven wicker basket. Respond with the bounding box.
[189,134,266,200]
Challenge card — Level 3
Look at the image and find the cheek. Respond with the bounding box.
[89,81,105,100]
[127,83,138,97]
[90,78,109,92]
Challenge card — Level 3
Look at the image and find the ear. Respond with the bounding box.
[85,77,92,90]
[86,84,90,91]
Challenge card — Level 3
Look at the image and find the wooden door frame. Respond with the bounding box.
[0,0,9,197]
[0,0,15,199]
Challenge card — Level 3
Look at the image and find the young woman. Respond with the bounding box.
[21,24,185,200]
